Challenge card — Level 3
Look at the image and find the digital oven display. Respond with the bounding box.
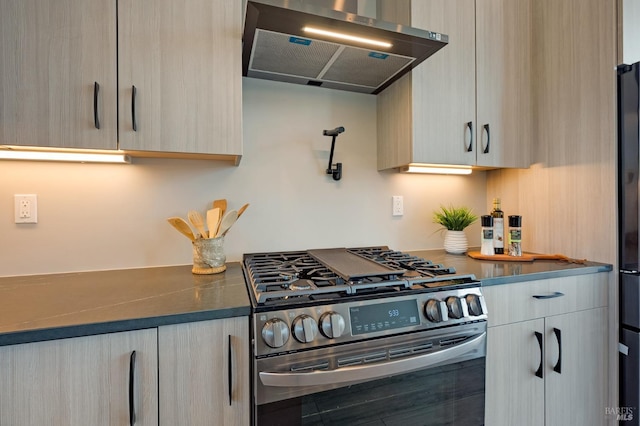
[349,300,420,335]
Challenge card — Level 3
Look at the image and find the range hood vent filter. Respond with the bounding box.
[248,29,414,92]
[243,0,448,95]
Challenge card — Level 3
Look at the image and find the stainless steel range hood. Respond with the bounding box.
[242,0,448,95]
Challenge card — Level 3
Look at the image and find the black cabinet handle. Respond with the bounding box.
[553,327,562,374]
[93,82,100,129]
[534,331,543,379]
[228,335,233,406]
[466,121,473,152]
[482,124,490,154]
[129,350,137,426]
[132,85,137,132]
[532,292,565,299]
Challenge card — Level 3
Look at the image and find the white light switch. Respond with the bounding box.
[14,194,38,224]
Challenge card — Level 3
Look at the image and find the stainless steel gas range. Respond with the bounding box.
[242,246,487,426]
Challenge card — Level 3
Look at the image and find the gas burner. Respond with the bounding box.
[289,280,314,291]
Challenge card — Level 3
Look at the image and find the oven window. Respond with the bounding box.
[257,358,485,426]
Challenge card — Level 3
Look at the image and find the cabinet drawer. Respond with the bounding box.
[483,273,608,327]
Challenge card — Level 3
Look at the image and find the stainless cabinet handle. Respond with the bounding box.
[131,86,137,132]
[93,82,100,129]
[129,351,136,425]
[482,124,490,154]
[466,121,473,152]
[553,327,562,374]
[534,331,543,379]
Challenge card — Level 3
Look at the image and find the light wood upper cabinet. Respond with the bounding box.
[118,0,242,160]
[476,0,532,168]
[0,0,242,162]
[377,0,531,170]
[0,0,117,150]
[0,329,158,426]
[158,317,250,426]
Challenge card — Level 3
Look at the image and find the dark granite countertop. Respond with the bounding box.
[0,249,612,347]
[0,264,250,347]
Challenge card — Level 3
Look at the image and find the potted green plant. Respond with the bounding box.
[433,205,478,254]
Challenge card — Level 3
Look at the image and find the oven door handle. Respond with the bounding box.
[259,332,486,388]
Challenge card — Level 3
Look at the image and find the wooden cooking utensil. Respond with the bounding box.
[237,203,250,219]
[187,210,208,239]
[212,199,227,217]
[167,217,196,241]
[206,207,221,238]
[216,209,238,237]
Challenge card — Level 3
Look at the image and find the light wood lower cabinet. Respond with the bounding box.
[486,318,545,425]
[0,328,158,426]
[158,317,250,426]
[484,273,608,426]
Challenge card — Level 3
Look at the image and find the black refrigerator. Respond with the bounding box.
[620,61,640,424]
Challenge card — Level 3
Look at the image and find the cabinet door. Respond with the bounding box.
[118,0,242,157]
[0,0,117,149]
[545,308,607,426]
[159,317,250,426]
[476,0,532,168]
[410,0,477,166]
[486,319,545,426]
[0,329,158,426]
[376,0,476,169]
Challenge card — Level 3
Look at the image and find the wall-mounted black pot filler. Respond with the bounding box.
[323,126,345,181]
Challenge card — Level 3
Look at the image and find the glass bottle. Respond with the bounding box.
[508,215,523,257]
[491,198,504,254]
[480,215,494,255]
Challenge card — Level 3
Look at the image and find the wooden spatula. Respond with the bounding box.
[206,207,221,238]
[216,209,238,237]
[187,210,208,239]
[212,199,227,217]
[167,217,196,241]
[237,203,249,219]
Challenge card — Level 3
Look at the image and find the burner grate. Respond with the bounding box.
[243,247,476,306]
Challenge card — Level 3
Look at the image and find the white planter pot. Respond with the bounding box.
[444,230,468,254]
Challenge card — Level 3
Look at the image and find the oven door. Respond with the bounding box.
[253,322,486,426]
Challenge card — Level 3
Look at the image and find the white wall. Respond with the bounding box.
[622,0,640,64]
[0,78,487,277]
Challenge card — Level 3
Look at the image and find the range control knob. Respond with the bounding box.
[262,318,290,348]
[465,294,488,316]
[424,299,448,323]
[292,315,319,343]
[319,312,346,338]
[446,296,469,319]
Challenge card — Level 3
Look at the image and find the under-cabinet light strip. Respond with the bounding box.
[0,149,131,164]
[402,164,473,175]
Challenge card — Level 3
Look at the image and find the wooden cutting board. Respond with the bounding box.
[467,251,586,264]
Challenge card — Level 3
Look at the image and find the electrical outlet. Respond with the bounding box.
[392,195,403,216]
[14,194,38,224]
